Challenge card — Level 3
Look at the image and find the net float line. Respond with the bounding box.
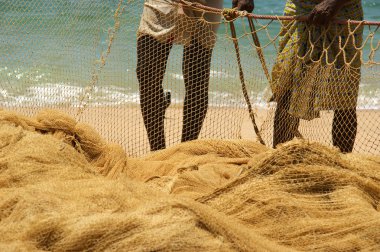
[174,0,380,26]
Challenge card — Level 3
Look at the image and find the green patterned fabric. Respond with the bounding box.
[271,0,364,120]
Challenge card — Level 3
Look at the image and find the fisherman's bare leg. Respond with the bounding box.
[181,40,213,142]
[273,91,300,148]
[137,35,172,151]
[332,109,357,153]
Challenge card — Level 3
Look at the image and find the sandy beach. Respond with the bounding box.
[4,105,379,156]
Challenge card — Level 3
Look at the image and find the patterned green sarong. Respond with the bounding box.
[271,0,363,120]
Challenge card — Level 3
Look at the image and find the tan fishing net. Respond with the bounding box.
[1,109,379,251]
[1,0,379,156]
[2,1,380,250]
[1,1,380,250]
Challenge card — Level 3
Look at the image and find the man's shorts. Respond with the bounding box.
[138,0,223,48]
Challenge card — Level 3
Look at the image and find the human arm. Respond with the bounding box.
[232,0,254,13]
[307,0,349,26]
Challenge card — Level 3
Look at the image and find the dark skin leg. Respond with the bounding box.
[136,35,172,151]
[181,40,213,142]
[273,92,357,152]
[273,91,300,148]
[307,0,358,153]
[332,109,357,153]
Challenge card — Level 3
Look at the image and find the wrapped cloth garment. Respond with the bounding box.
[271,0,363,120]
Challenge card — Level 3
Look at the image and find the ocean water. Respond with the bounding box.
[0,0,379,108]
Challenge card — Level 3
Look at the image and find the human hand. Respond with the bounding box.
[232,0,254,13]
[307,0,345,26]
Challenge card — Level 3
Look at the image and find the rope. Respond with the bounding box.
[246,16,304,141]
[75,0,125,119]
[175,0,380,26]
[222,8,304,143]
[247,17,271,83]
[226,13,266,145]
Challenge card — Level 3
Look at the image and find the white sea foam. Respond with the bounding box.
[30,72,45,82]
[169,70,236,81]
[89,85,140,106]
[0,83,140,107]
[170,73,184,80]
[0,88,9,98]
[0,83,379,110]
[10,84,83,107]
[210,70,236,79]
[357,89,380,109]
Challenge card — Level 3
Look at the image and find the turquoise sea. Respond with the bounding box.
[0,0,379,108]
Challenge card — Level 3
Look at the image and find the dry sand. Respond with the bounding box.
[5,105,380,156]
[242,108,380,155]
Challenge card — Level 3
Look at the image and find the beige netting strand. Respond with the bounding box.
[1,0,379,155]
[1,1,380,250]
[0,109,379,251]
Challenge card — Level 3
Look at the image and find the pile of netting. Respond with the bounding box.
[1,109,379,251]
[1,0,379,156]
